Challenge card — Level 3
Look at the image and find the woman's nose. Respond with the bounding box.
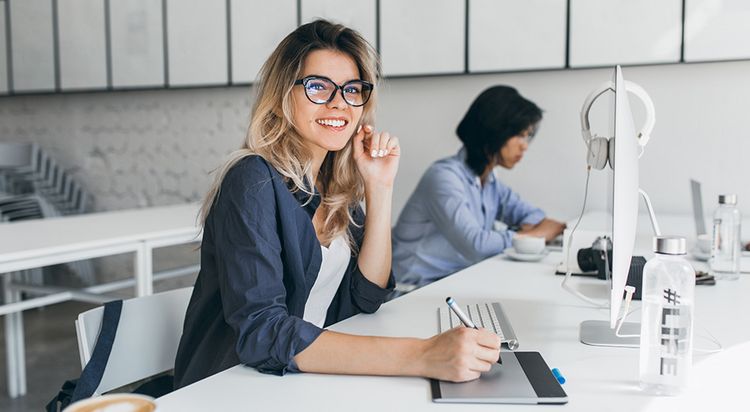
[326,90,348,110]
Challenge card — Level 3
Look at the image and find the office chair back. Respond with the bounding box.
[0,142,33,169]
[75,287,193,395]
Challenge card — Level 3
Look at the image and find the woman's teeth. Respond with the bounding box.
[316,119,347,127]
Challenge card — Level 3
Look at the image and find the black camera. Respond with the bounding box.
[577,236,612,280]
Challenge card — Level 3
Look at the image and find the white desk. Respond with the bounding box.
[157,221,749,411]
[0,204,202,398]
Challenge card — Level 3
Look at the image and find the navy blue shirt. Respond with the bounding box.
[174,156,394,389]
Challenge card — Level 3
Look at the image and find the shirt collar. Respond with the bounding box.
[455,147,496,188]
[289,179,321,217]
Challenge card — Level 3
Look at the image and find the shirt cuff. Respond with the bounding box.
[520,210,546,227]
[351,265,395,313]
[255,319,324,376]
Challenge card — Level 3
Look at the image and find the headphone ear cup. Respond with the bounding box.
[587,137,609,170]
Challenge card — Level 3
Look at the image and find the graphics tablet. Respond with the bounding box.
[431,351,568,404]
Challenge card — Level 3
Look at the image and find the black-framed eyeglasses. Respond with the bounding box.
[294,75,374,107]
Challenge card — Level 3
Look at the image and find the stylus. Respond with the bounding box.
[445,297,502,364]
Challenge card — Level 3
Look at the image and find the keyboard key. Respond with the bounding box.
[467,304,480,328]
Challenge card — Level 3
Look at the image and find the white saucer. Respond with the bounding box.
[690,248,711,262]
[503,247,549,262]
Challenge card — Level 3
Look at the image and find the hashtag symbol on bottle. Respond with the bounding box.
[663,288,681,304]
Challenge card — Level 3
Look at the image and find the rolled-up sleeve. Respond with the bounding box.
[421,167,511,262]
[213,164,322,375]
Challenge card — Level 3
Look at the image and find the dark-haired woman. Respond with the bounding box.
[392,85,566,289]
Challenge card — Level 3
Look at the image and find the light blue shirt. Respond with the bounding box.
[392,148,545,286]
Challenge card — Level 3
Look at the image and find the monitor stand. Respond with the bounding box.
[579,320,640,347]
[574,188,661,348]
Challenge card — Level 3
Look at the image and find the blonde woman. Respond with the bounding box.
[174,20,501,389]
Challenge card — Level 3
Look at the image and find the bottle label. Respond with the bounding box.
[711,218,721,260]
[658,288,687,376]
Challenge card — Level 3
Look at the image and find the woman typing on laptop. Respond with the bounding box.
[173,20,501,388]
[392,86,566,291]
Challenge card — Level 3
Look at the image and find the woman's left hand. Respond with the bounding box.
[352,124,400,189]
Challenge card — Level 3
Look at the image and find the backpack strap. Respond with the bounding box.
[72,300,123,400]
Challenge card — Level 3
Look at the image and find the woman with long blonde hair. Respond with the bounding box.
[174,20,501,388]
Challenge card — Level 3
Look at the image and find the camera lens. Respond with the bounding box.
[577,248,598,272]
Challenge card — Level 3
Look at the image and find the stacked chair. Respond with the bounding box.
[0,141,95,285]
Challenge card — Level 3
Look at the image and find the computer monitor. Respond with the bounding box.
[577,66,658,346]
[609,65,640,329]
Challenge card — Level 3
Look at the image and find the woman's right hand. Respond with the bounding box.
[417,327,502,382]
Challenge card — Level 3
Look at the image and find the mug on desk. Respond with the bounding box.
[63,394,157,412]
[512,235,546,255]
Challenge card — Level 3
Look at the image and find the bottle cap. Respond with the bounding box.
[653,236,686,255]
[719,194,737,205]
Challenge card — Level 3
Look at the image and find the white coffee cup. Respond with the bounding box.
[512,235,546,255]
[63,394,157,412]
[696,233,712,254]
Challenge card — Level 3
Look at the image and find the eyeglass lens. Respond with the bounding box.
[303,77,371,107]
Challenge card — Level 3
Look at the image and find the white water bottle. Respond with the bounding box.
[639,236,695,395]
[710,194,741,280]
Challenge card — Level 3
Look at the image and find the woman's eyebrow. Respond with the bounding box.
[301,74,364,84]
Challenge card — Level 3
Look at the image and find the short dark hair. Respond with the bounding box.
[455,85,542,176]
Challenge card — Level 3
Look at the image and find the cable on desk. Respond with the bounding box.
[561,165,608,308]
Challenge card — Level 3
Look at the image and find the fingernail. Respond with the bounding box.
[357,125,362,133]
[379,149,385,157]
[371,150,377,157]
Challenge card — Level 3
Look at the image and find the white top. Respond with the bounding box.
[303,236,351,328]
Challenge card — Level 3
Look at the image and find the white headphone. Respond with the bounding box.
[579,80,655,170]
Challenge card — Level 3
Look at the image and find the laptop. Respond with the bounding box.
[433,301,568,404]
[691,179,707,235]
[690,179,750,272]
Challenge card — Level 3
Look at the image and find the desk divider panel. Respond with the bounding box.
[110,0,165,89]
[166,0,227,87]
[0,1,7,94]
[8,0,55,93]
[229,0,297,85]
[379,0,465,76]
[569,0,682,68]
[300,0,377,51]
[468,0,566,73]
[58,0,107,91]
[684,0,750,62]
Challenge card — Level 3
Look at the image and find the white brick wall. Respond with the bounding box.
[0,87,252,211]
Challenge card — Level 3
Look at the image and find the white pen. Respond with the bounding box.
[445,297,502,364]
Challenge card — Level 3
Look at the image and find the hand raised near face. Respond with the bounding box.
[352,124,400,189]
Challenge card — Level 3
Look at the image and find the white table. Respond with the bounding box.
[0,204,202,398]
[158,214,749,411]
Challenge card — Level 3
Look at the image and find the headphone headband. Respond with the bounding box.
[580,79,655,148]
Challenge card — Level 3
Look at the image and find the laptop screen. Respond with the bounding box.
[690,179,706,236]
